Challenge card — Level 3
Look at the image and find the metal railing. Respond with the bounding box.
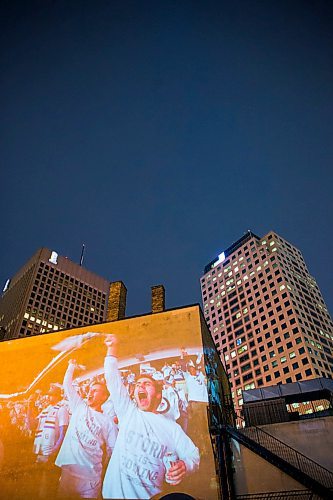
[239,425,333,490]
[236,490,321,500]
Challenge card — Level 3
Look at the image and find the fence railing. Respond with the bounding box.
[239,425,333,490]
[236,490,321,500]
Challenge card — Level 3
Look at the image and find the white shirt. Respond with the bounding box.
[34,403,69,456]
[102,356,199,500]
[55,365,117,478]
[162,386,180,421]
[161,364,172,378]
[184,372,208,403]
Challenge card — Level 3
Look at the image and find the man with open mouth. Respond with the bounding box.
[102,334,200,500]
[55,360,118,499]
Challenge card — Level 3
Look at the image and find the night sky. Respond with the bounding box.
[1,1,333,317]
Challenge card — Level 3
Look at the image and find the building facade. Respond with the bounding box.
[0,304,233,500]
[0,248,110,340]
[200,230,333,417]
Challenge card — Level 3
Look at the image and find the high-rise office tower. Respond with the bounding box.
[201,230,333,416]
[0,248,110,340]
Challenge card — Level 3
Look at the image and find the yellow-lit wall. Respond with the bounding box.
[0,305,230,500]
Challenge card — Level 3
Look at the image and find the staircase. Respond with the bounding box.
[226,424,333,500]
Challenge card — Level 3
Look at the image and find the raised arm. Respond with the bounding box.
[104,335,133,420]
[196,352,203,365]
[63,360,81,411]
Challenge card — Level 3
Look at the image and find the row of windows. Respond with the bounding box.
[228,354,310,382]
[38,262,107,297]
[232,367,314,402]
[19,311,100,338]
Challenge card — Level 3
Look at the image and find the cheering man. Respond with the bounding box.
[55,360,118,499]
[102,335,199,500]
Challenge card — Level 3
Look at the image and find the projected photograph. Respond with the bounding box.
[0,312,222,499]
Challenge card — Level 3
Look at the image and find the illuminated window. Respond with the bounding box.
[238,345,248,354]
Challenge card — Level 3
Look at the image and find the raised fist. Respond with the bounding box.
[104,334,117,347]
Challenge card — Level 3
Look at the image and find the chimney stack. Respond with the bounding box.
[107,281,127,321]
[151,285,165,313]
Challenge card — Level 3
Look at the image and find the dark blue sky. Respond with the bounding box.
[1,0,333,316]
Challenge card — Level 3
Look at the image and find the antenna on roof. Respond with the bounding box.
[79,244,85,267]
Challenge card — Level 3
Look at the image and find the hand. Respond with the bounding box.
[105,334,117,347]
[42,444,57,456]
[166,460,186,485]
[105,334,118,356]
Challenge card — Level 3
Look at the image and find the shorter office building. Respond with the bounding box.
[0,248,110,340]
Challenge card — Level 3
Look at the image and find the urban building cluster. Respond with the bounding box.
[0,232,333,499]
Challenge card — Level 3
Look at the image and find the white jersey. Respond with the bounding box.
[161,364,172,378]
[101,397,117,420]
[102,356,199,500]
[34,403,69,456]
[55,365,118,478]
[184,372,208,403]
[161,386,180,421]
